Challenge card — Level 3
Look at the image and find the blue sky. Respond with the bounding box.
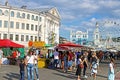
[1,0,120,41]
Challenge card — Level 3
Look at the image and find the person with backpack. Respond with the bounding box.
[90,52,99,80]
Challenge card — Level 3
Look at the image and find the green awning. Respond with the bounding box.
[45,44,52,47]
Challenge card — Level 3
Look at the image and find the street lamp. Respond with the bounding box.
[7,6,11,39]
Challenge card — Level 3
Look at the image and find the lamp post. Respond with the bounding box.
[37,13,40,41]
[8,6,11,39]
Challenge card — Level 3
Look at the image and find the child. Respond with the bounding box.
[19,59,25,80]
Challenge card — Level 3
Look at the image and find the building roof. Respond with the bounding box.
[29,8,53,13]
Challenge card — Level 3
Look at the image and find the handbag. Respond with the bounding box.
[79,63,84,68]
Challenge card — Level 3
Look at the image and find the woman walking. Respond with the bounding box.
[90,52,99,80]
[63,52,68,73]
[25,50,35,80]
[108,58,115,80]
[76,55,84,80]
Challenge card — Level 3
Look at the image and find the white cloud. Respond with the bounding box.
[60,25,77,31]
[1,0,120,39]
[113,9,120,16]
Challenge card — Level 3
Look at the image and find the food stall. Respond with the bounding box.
[0,39,24,65]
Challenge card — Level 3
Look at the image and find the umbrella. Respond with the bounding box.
[55,46,69,51]
[0,39,24,48]
[58,42,83,47]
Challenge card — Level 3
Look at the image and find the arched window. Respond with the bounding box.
[27,14,30,19]
[11,11,14,17]
[4,10,9,16]
[36,16,38,21]
[0,9,2,16]
[17,12,20,18]
[32,15,34,20]
[22,13,25,18]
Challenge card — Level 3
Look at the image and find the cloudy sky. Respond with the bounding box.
[1,0,120,40]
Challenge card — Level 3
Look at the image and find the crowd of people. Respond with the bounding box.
[0,47,118,80]
[46,48,117,80]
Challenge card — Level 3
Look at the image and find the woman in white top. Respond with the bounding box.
[108,58,115,80]
[25,50,35,80]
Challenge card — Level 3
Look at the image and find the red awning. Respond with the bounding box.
[58,42,83,47]
[55,46,69,50]
[0,39,24,48]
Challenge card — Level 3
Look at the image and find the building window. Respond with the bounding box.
[0,20,2,27]
[10,21,14,28]
[11,11,14,17]
[36,16,38,21]
[26,24,29,30]
[17,12,20,18]
[21,35,24,41]
[39,17,41,21]
[32,15,34,20]
[4,10,9,16]
[27,14,30,19]
[39,25,41,32]
[35,25,37,31]
[96,35,98,39]
[26,35,29,41]
[3,34,7,39]
[21,23,25,29]
[35,36,37,41]
[39,37,41,41]
[0,9,2,16]
[22,13,25,18]
[16,22,19,29]
[4,21,8,28]
[10,34,13,40]
[15,35,19,41]
[31,24,34,31]
[30,36,33,41]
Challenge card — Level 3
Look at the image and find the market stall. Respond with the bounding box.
[0,39,24,65]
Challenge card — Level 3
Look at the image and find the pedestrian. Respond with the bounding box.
[90,52,99,80]
[19,59,25,80]
[33,50,40,80]
[63,52,68,73]
[108,58,115,80]
[68,50,73,71]
[53,48,59,69]
[0,48,3,67]
[83,51,88,78]
[25,50,35,80]
[76,55,84,80]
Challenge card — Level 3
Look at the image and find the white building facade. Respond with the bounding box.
[93,22,100,47]
[0,3,60,47]
[70,30,88,45]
